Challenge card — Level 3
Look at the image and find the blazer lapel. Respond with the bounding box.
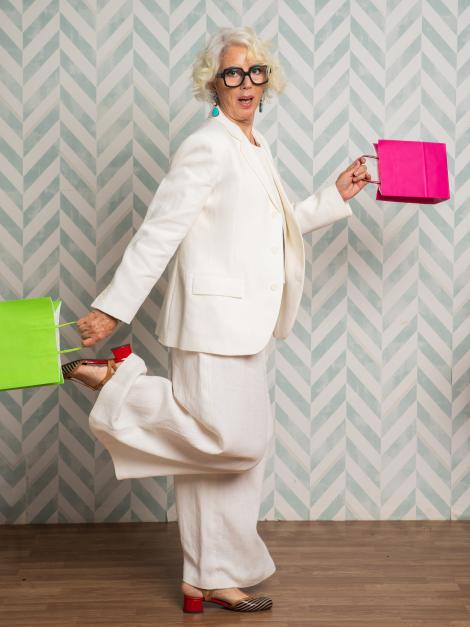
[212,109,284,214]
[240,139,284,214]
[255,144,294,216]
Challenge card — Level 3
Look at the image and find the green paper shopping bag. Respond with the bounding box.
[0,297,81,391]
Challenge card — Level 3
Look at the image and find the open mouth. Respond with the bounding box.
[238,97,254,103]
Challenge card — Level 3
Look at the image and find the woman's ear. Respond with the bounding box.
[209,87,217,102]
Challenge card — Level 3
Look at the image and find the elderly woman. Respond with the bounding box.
[62,26,370,613]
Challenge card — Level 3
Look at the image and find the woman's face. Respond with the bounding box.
[211,45,266,126]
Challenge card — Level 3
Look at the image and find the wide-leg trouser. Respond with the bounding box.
[88,346,276,588]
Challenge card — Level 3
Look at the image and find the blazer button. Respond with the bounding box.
[270,283,279,291]
[271,245,279,254]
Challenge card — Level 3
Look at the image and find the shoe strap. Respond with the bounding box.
[201,589,214,601]
[99,359,117,388]
[200,588,255,604]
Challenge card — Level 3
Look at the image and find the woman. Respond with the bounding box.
[63,27,371,613]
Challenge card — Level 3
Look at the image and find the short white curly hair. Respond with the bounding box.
[192,26,287,104]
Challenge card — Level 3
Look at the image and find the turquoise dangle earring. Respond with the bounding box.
[211,92,219,117]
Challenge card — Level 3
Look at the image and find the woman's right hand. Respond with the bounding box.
[76,309,119,347]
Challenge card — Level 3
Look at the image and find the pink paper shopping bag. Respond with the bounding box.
[361,139,450,204]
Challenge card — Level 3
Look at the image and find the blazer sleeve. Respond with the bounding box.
[292,183,352,236]
[91,131,220,324]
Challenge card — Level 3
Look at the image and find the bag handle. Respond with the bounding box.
[359,154,380,184]
[56,320,82,354]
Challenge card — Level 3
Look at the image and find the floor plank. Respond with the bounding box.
[0,520,469,625]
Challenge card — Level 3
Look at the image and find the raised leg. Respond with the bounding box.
[88,346,272,480]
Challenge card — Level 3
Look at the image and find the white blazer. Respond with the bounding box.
[91,108,352,355]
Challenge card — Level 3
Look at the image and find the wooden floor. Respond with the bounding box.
[1,520,469,626]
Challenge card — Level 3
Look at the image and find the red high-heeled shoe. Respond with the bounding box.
[182,588,273,613]
[62,344,132,391]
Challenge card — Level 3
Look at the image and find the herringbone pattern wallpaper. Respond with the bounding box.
[0,0,468,523]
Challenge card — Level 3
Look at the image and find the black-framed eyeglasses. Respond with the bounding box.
[215,64,271,88]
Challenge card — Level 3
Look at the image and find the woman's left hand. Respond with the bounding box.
[335,156,372,202]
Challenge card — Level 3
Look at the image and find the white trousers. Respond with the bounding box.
[88,347,276,588]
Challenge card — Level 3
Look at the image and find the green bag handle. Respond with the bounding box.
[56,320,82,354]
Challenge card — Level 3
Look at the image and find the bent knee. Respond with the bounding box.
[229,438,268,470]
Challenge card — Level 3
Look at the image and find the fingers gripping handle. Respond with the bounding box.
[358,154,380,184]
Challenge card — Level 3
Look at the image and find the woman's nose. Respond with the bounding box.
[241,72,252,86]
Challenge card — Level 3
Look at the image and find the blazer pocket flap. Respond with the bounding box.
[192,274,244,298]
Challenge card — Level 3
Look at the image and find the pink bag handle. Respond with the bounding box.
[358,154,380,184]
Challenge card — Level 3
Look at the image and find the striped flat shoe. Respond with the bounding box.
[183,588,273,613]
